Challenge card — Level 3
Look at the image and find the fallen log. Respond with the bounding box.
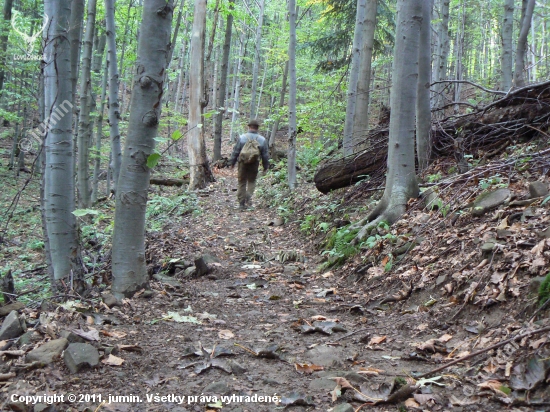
[149,177,189,187]
[314,81,550,194]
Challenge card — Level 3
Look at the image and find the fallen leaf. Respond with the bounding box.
[414,393,437,405]
[71,327,100,341]
[369,336,387,345]
[404,398,420,408]
[218,329,235,340]
[102,354,124,366]
[295,363,324,374]
[438,334,453,342]
[358,366,384,375]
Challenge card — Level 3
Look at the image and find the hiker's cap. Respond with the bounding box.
[247,119,260,128]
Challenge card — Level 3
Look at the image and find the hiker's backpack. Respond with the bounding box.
[239,134,261,164]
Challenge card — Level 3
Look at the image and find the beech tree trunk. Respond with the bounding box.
[0,0,14,93]
[92,55,108,204]
[111,0,174,298]
[77,0,97,208]
[416,0,432,170]
[352,0,377,151]
[230,31,246,142]
[353,0,421,242]
[269,61,288,160]
[105,0,122,190]
[188,0,214,189]
[287,0,297,190]
[213,0,234,161]
[249,0,265,119]
[501,0,514,91]
[69,0,85,107]
[43,0,83,287]
[513,0,536,88]
[433,0,449,112]
[342,0,365,156]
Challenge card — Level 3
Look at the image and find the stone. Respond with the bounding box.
[183,266,196,277]
[63,343,100,373]
[0,302,25,316]
[304,345,345,368]
[529,181,549,199]
[530,276,548,295]
[194,257,210,277]
[101,292,120,308]
[471,188,511,216]
[0,310,25,340]
[33,404,53,412]
[142,290,154,298]
[333,403,355,412]
[203,380,229,395]
[26,338,68,365]
[153,273,183,288]
[59,330,87,344]
[202,254,221,265]
[422,187,442,210]
[18,331,40,347]
[537,227,550,239]
[227,360,246,375]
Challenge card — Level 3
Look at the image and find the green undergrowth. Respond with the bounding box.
[538,273,550,306]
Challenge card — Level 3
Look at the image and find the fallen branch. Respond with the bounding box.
[149,177,189,187]
[417,325,550,378]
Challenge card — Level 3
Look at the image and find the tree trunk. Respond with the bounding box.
[105,0,122,190]
[249,0,265,119]
[269,61,288,160]
[92,54,108,204]
[513,0,535,88]
[213,0,234,161]
[111,0,174,299]
[287,0,297,190]
[188,0,214,190]
[343,0,366,156]
[433,0,449,113]
[77,0,97,208]
[69,0,85,106]
[43,0,83,287]
[353,0,421,242]
[416,0,432,170]
[0,0,14,93]
[352,0,377,152]
[501,0,514,91]
[230,31,246,142]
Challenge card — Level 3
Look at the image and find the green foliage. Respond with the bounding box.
[146,192,201,231]
[478,174,507,190]
[322,226,360,266]
[426,173,442,183]
[538,273,550,306]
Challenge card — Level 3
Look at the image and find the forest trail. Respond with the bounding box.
[3,169,434,412]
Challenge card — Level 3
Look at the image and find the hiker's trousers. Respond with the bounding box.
[237,160,259,204]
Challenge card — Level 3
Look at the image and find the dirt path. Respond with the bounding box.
[25,171,435,412]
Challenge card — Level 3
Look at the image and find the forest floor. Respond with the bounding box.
[1,135,550,412]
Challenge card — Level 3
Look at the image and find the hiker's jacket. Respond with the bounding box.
[229,131,269,170]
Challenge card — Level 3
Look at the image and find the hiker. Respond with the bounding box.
[229,119,269,210]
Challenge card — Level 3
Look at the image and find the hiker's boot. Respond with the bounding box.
[239,200,246,211]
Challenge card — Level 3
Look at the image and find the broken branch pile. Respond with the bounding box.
[314,81,550,194]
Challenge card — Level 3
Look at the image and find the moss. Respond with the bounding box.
[538,273,550,305]
[322,226,360,268]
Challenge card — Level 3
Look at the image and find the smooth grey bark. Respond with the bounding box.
[433,0,449,112]
[206,0,221,62]
[0,0,13,93]
[501,0,514,90]
[69,0,85,107]
[112,0,174,298]
[92,29,106,73]
[92,55,108,204]
[213,0,234,161]
[513,0,536,88]
[343,0,366,156]
[269,61,288,160]
[43,0,82,285]
[77,0,98,208]
[188,0,214,189]
[105,0,122,190]
[174,31,188,113]
[230,31,246,142]
[117,0,134,115]
[249,0,265,119]
[287,0,297,190]
[353,0,421,242]
[416,0,432,171]
[352,0,377,152]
